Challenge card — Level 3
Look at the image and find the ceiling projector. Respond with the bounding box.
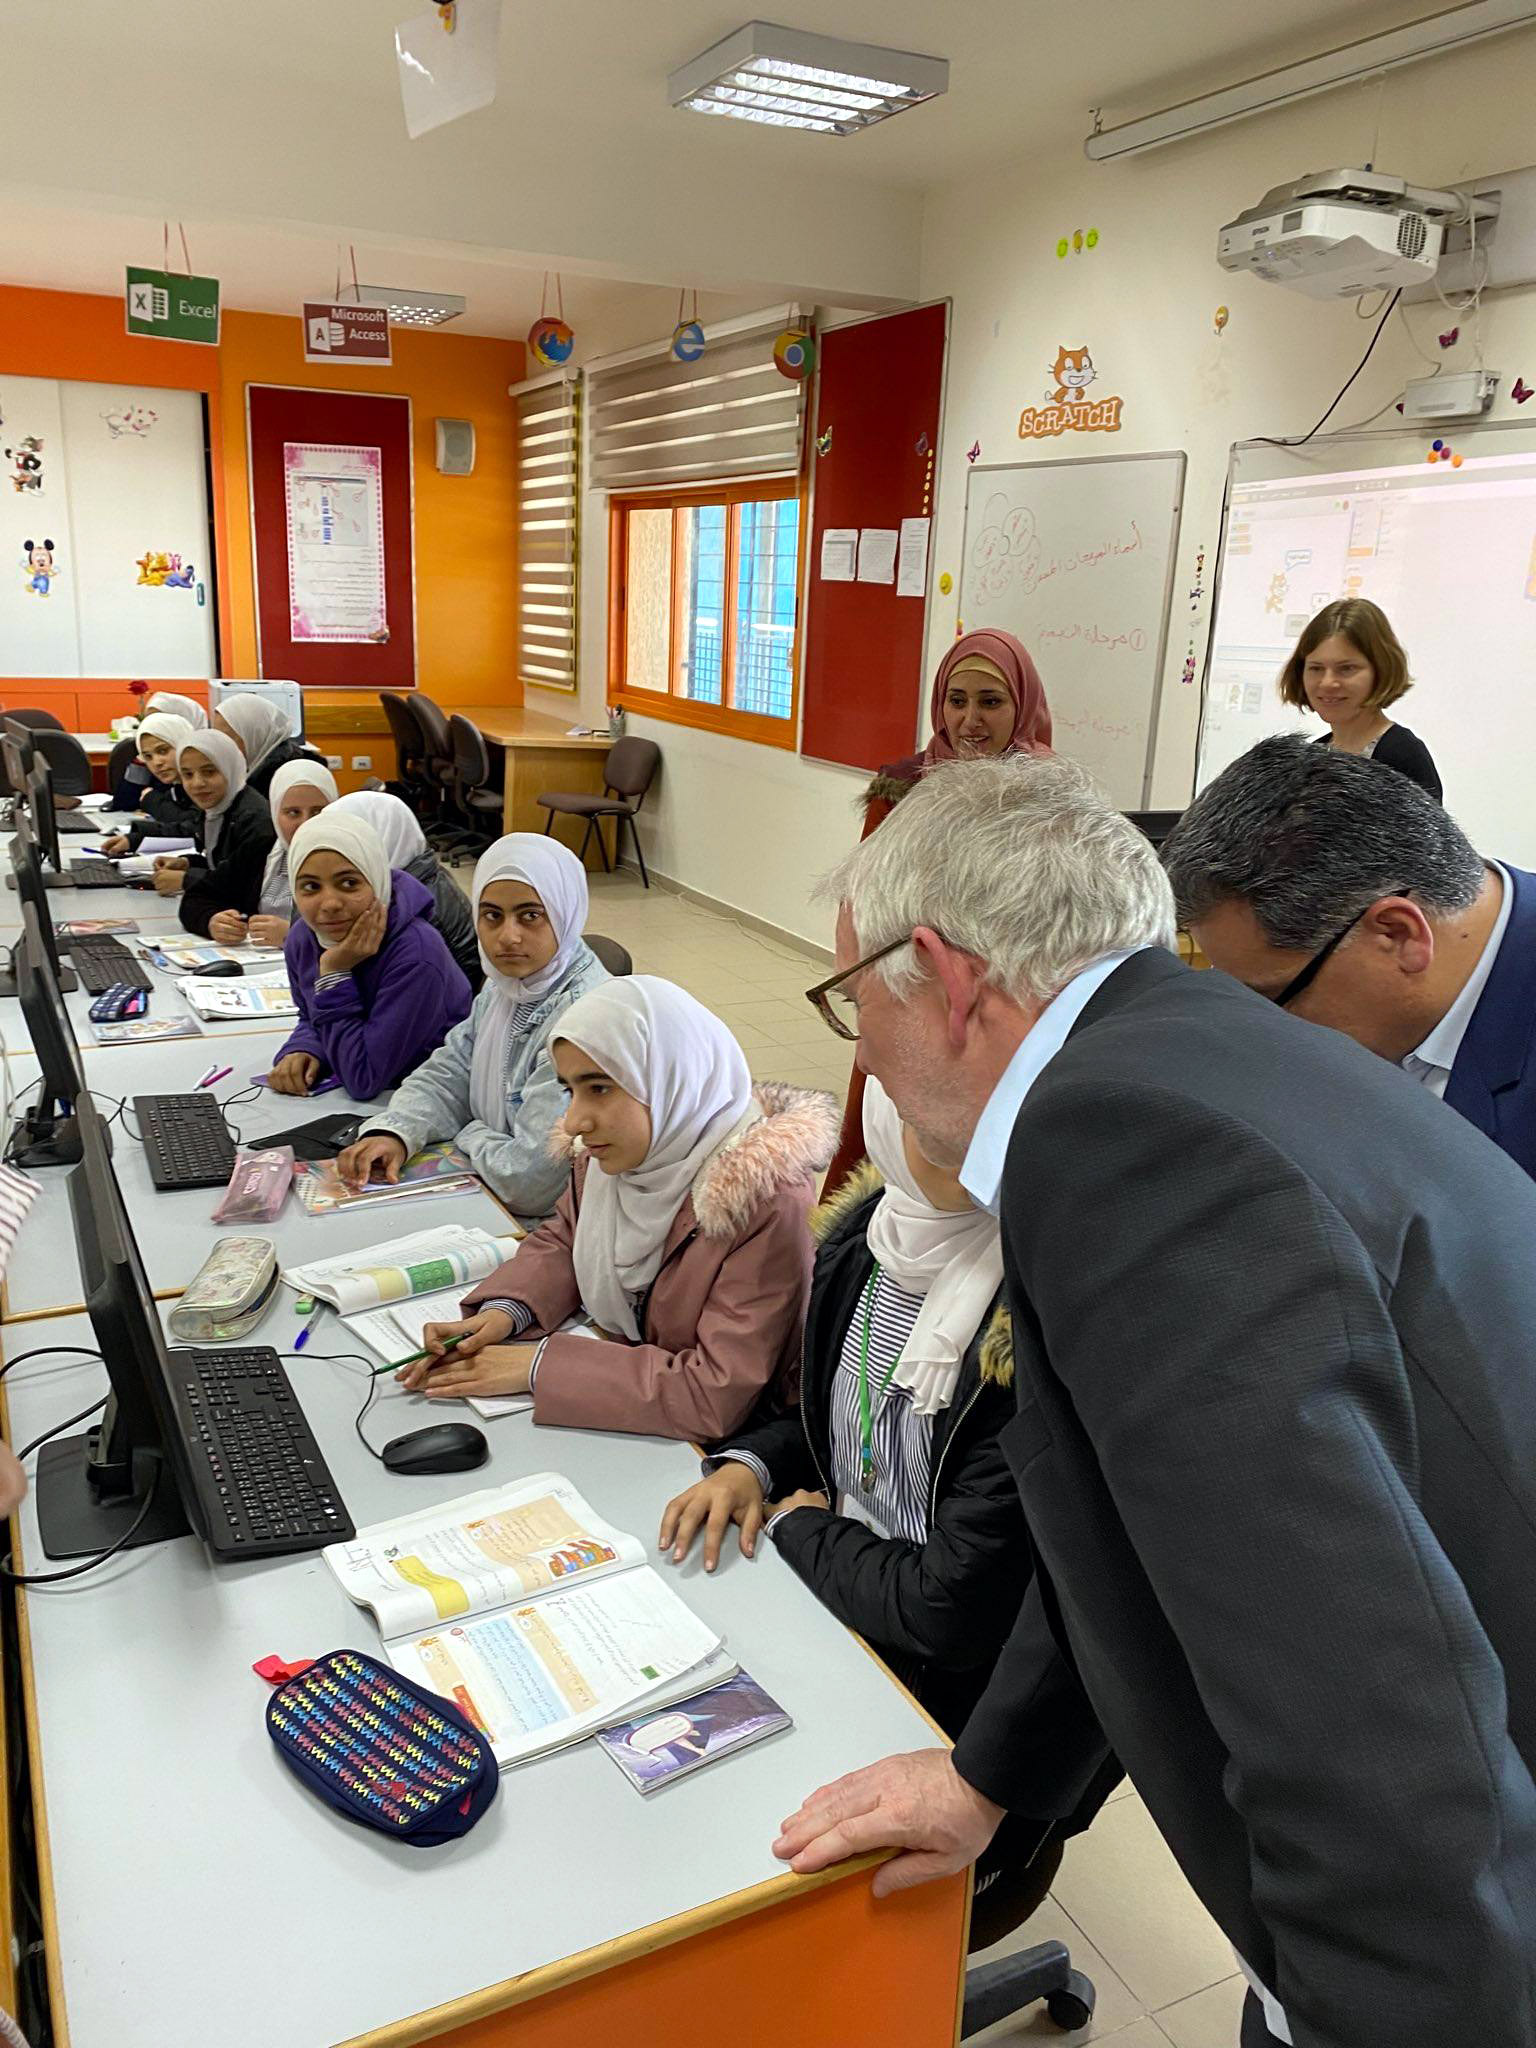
[1217,168,1471,298]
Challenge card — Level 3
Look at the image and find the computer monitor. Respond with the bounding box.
[0,718,34,801]
[1,817,76,998]
[8,901,87,1170]
[24,757,62,874]
[34,1094,195,1559]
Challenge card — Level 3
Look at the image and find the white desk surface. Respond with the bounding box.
[2,1040,513,1318]
[4,1310,940,2048]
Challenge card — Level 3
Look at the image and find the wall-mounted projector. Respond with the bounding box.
[1217,168,1488,299]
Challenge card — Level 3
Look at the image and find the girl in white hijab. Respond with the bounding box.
[337,833,608,1219]
[249,758,340,942]
[144,690,208,729]
[101,711,198,855]
[398,975,840,1442]
[325,791,480,986]
[159,730,278,938]
[214,693,291,774]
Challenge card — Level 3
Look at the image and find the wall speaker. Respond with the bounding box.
[435,418,476,475]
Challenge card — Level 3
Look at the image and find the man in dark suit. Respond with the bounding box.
[776,754,1536,2048]
[1161,735,1536,1179]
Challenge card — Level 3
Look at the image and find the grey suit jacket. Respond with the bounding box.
[952,948,1536,2048]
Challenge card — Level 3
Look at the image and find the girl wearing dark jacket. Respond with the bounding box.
[268,811,472,1099]
[660,1076,1118,1949]
[214,693,329,801]
[154,732,278,937]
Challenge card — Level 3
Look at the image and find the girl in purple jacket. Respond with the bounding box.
[267,811,472,1100]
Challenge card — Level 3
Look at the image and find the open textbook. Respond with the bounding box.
[324,1474,734,1767]
[284,1222,520,1319]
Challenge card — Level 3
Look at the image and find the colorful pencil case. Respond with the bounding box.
[263,1648,499,1846]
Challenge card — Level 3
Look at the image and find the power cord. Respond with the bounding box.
[0,1468,162,1586]
[1256,288,1403,448]
[280,1347,394,1464]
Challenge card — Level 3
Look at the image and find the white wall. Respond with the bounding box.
[561,31,1536,945]
[919,30,1536,806]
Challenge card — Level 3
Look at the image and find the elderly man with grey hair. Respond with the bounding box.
[776,753,1536,2048]
[1162,735,1536,1180]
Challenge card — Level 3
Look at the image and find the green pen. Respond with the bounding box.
[376,1333,467,1377]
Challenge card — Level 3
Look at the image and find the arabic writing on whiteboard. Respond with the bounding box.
[1037,621,1149,654]
[969,497,1145,607]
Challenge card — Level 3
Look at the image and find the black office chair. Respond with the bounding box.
[106,734,140,796]
[409,693,462,848]
[962,1941,1094,2036]
[445,714,504,861]
[584,933,632,976]
[538,737,661,887]
[2,707,66,731]
[29,728,93,799]
[379,692,431,805]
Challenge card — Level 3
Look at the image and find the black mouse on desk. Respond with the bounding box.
[193,958,245,977]
[382,1422,489,1476]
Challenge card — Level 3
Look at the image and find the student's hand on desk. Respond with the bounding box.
[773,1749,1004,1895]
[154,854,189,870]
[766,1489,829,1519]
[660,1463,768,1571]
[247,914,291,947]
[267,1052,321,1096]
[208,909,248,945]
[319,901,387,976]
[394,1309,515,1390]
[338,1132,408,1188]
[151,864,185,896]
[100,833,130,858]
[401,1342,537,1400]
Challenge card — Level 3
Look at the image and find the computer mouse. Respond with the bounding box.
[193,958,245,977]
[381,1422,490,1476]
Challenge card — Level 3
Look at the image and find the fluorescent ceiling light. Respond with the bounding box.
[670,21,947,136]
[1085,0,1536,160]
[340,282,466,327]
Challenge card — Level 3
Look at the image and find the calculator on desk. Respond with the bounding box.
[88,984,150,1024]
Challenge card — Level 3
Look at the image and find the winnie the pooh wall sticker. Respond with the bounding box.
[1019,345,1125,441]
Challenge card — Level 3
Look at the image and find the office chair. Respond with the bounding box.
[106,735,140,798]
[445,715,504,860]
[1,708,66,731]
[584,933,632,976]
[29,729,94,799]
[408,693,462,849]
[538,737,660,887]
[379,692,431,804]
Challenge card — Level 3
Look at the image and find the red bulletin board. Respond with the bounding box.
[246,383,416,688]
[800,303,949,772]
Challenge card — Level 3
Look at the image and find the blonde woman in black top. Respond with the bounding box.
[1280,598,1442,800]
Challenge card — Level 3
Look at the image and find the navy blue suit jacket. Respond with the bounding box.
[1445,863,1536,1181]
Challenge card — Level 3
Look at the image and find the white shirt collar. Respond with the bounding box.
[960,950,1147,1216]
[1404,863,1511,1082]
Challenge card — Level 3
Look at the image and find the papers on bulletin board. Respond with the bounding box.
[897,517,931,599]
[284,443,388,644]
[857,528,899,585]
[819,528,857,583]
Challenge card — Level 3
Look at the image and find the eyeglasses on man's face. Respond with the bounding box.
[804,936,910,1042]
[1271,890,1407,1009]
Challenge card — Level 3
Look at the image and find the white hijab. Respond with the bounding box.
[287,810,393,910]
[259,759,339,916]
[218,693,291,772]
[466,835,591,1131]
[862,1076,1004,1416]
[145,691,207,729]
[136,711,195,763]
[329,790,426,869]
[178,731,246,859]
[561,977,756,1342]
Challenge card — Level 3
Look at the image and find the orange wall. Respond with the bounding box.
[0,285,524,713]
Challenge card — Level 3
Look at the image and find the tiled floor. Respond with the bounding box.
[579,871,1250,2046]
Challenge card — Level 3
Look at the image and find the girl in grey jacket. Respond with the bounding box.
[338,835,609,1223]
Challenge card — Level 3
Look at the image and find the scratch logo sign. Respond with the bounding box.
[1018,345,1124,440]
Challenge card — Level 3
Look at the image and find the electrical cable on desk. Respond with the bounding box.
[0,1467,163,1586]
[285,1346,397,1466]
[214,1080,265,1146]
[16,1397,108,1464]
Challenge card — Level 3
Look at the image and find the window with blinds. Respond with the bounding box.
[514,372,579,693]
[587,312,807,493]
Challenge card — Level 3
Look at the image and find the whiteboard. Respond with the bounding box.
[0,374,217,679]
[958,450,1184,806]
[1198,422,1536,866]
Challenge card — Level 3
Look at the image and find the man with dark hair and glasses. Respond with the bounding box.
[1163,735,1536,1179]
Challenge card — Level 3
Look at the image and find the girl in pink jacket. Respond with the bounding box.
[397,977,839,1440]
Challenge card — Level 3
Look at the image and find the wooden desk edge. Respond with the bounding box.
[334,1852,911,2048]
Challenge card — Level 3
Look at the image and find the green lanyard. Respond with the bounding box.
[856,1262,902,1493]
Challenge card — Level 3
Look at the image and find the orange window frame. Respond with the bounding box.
[607,479,804,749]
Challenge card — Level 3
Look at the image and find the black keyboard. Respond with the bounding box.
[134,1092,237,1189]
[68,938,152,994]
[166,1346,354,1558]
[56,814,101,835]
[67,858,124,890]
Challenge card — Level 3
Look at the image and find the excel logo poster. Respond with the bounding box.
[125,266,222,345]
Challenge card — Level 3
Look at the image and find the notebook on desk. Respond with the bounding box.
[324,1473,734,1768]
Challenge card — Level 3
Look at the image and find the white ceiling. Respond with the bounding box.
[0,0,1515,323]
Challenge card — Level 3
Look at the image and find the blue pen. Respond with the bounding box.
[293,1302,326,1352]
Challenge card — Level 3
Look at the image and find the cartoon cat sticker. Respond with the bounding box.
[1020,345,1124,440]
[1048,346,1096,405]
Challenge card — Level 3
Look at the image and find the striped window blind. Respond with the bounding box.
[587,310,807,494]
[514,372,579,693]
